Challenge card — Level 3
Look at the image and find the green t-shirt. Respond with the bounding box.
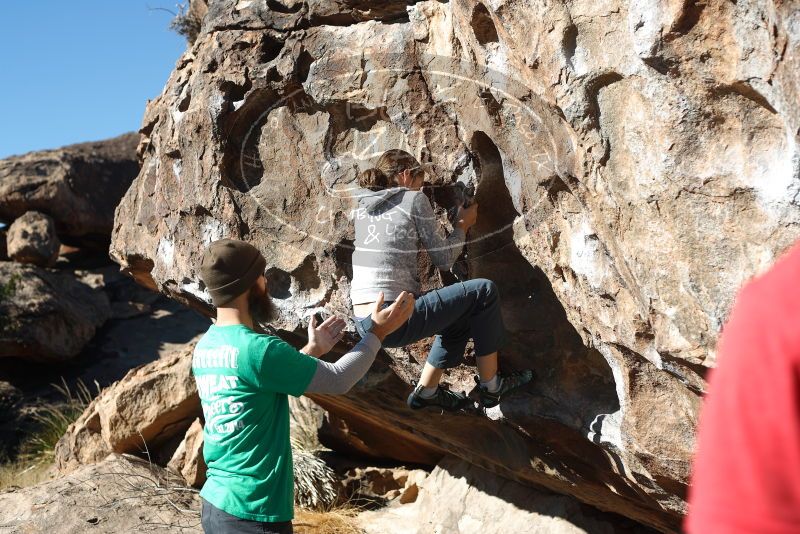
[191,324,318,522]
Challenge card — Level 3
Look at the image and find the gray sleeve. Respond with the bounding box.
[413,192,466,270]
[303,332,382,394]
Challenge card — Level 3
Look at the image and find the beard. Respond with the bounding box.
[249,289,278,329]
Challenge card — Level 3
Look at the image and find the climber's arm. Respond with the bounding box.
[413,192,466,270]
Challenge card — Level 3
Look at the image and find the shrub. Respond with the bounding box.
[0,378,98,490]
[17,378,97,465]
[170,2,203,44]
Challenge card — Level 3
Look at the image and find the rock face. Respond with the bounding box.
[54,343,200,473]
[0,262,111,362]
[359,456,655,534]
[0,453,201,533]
[167,417,206,487]
[6,211,61,267]
[319,408,444,466]
[0,132,139,247]
[108,1,800,531]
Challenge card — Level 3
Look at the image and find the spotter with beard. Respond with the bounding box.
[192,238,414,534]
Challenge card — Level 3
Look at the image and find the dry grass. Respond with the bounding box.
[295,506,365,534]
[169,1,202,44]
[0,383,371,533]
[0,457,52,490]
[289,396,325,452]
[16,379,96,465]
[289,396,340,510]
[293,448,339,510]
[0,378,98,491]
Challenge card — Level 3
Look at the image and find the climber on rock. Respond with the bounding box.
[193,238,413,534]
[349,149,534,412]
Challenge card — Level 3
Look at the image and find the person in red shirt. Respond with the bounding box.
[686,241,800,533]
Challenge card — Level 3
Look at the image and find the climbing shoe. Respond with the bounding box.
[407,381,470,411]
[476,369,534,409]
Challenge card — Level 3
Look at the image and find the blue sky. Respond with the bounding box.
[0,2,187,159]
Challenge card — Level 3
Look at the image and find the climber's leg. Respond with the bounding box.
[476,351,498,382]
[418,362,444,388]
[383,281,476,410]
[377,282,473,352]
[405,279,507,410]
[467,278,508,360]
[390,278,507,370]
[457,278,533,408]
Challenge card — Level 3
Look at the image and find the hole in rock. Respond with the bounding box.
[296,50,315,83]
[266,256,321,301]
[667,0,706,39]
[562,23,578,69]
[220,77,253,105]
[465,131,619,432]
[266,66,281,83]
[266,0,303,14]
[293,255,321,291]
[219,88,278,193]
[479,89,502,125]
[260,35,284,63]
[470,3,499,45]
[178,93,191,112]
[334,239,355,280]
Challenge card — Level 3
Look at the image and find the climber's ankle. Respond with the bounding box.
[479,373,502,393]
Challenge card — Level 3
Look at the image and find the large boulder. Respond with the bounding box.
[0,132,139,247]
[0,262,110,362]
[108,1,800,531]
[54,342,200,473]
[6,211,61,267]
[0,453,201,533]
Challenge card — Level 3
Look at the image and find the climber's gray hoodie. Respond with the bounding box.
[349,186,465,305]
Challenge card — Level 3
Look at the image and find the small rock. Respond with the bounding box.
[6,212,60,268]
[167,418,206,488]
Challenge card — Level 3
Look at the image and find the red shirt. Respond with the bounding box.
[686,241,800,533]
